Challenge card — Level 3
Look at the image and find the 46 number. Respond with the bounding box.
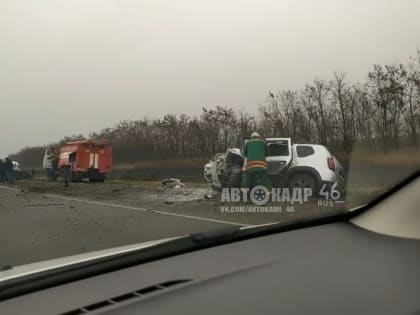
[319,182,341,200]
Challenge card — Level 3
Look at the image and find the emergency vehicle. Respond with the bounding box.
[43,140,112,182]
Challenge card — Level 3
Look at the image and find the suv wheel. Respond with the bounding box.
[287,173,318,196]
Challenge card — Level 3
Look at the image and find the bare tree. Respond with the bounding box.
[302,79,331,145]
[330,72,353,152]
[11,51,420,167]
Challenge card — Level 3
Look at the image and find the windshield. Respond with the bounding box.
[0,0,419,269]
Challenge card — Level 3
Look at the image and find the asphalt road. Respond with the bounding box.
[2,161,404,267]
[1,159,417,267]
[0,179,347,266]
[0,185,246,266]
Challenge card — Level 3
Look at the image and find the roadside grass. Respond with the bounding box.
[113,158,207,170]
[110,146,419,183]
[110,158,208,182]
[349,146,420,166]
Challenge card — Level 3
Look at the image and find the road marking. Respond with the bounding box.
[44,194,251,227]
[0,185,19,192]
[0,185,250,227]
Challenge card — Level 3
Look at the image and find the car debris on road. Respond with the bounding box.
[161,178,185,189]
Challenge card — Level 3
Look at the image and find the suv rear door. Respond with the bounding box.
[265,138,293,175]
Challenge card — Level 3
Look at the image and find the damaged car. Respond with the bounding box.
[204,138,345,195]
[10,161,35,180]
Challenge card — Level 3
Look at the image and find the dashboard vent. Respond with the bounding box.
[60,279,192,315]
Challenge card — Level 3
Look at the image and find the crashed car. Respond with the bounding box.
[12,161,21,171]
[204,138,345,195]
[11,161,35,180]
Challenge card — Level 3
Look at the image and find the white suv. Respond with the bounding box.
[204,138,345,195]
[287,143,345,194]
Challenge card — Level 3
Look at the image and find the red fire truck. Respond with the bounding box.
[43,140,112,182]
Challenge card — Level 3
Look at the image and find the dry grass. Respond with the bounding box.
[113,158,207,170]
[349,146,420,166]
[110,158,209,183]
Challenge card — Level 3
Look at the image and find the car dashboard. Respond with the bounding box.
[0,220,419,315]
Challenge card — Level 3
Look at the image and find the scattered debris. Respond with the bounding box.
[24,203,64,207]
[27,186,48,193]
[161,178,185,189]
[14,169,36,180]
[204,193,217,199]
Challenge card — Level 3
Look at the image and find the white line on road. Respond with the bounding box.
[0,185,19,192]
[0,185,250,227]
[45,194,251,227]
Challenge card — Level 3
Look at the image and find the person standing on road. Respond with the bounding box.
[4,158,14,184]
[63,165,71,187]
[46,147,59,181]
[241,132,272,190]
[0,159,5,182]
[63,151,77,187]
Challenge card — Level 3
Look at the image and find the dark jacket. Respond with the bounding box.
[5,159,13,172]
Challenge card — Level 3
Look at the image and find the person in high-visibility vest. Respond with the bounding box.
[242,132,272,190]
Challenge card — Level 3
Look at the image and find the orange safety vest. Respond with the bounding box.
[245,160,268,171]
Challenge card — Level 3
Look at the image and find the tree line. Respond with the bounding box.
[10,51,420,167]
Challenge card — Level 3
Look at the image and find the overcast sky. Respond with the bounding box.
[1,0,420,157]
